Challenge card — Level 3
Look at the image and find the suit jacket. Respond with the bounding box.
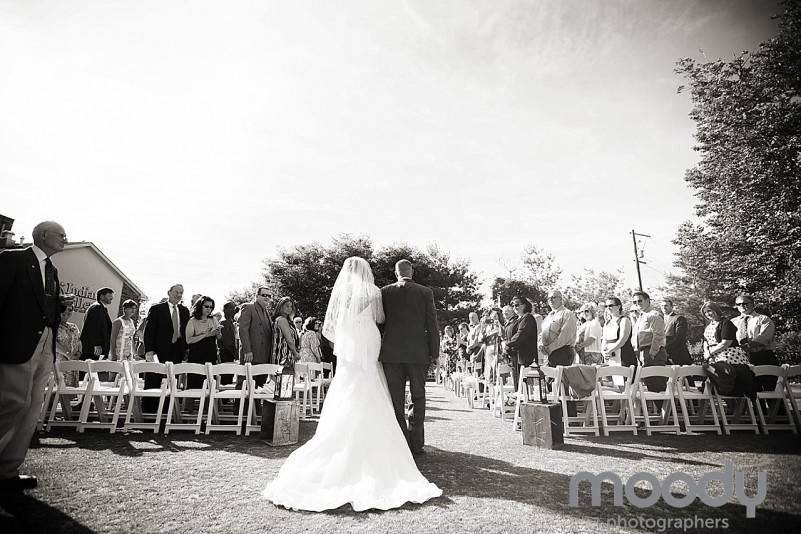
[237,301,273,363]
[664,312,692,364]
[80,302,112,357]
[0,247,61,364]
[378,278,439,365]
[143,301,190,361]
[507,313,538,366]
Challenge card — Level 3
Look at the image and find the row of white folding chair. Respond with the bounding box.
[44,360,289,435]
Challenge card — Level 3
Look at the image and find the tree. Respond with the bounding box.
[564,268,632,310]
[673,1,801,333]
[232,235,483,330]
[520,243,562,291]
[490,278,548,314]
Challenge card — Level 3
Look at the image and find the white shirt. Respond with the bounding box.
[31,244,49,288]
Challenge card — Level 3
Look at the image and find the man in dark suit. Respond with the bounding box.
[0,221,71,490]
[379,260,439,456]
[142,284,190,410]
[661,299,692,366]
[506,296,539,389]
[237,287,274,387]
[80,287,114,359]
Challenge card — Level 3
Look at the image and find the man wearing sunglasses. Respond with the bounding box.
[238,287,274,384]
[630,291,668,392]
[732,295,779,391]
[661,299,692,366]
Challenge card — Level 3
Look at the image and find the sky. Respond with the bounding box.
[0,0,781,305]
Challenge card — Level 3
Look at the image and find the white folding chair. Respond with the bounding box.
[320,362,334,397]
[245,363,283,436]
[47,360,92,431]
[124,361,170,432]
[632,365,680,435]
[595,366,637,436]
[751,365,796,434]
[293,362,312,420]
[512,365,563,430]
[205,363,248,434]
[38,373,57,431]
[165,363,209,434]
[559,365,600,437]
[80,360,129,433]
[674,365,721,434]
[491,364,516,420]
[786,365,801,429]
[305,362,326,414]
[710,370,760,435]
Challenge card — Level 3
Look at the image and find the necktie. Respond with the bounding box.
[44,258,56,296]
[171,304,180,343]
[742,315,750,342]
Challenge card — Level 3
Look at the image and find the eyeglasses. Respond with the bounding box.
[735,302,752,307]
[258,294,271,298]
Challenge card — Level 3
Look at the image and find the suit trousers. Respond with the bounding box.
[0,328,53,479]
[382,362,427,453]
[143,341,185,412]
[637,347,669,393]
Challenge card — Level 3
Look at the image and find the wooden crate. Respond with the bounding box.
[260,399,299,446]
[521,402,564,449]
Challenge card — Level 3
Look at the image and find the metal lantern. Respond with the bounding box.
[274,365,295,400]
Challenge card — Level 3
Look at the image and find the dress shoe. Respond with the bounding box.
[0,475,38,491]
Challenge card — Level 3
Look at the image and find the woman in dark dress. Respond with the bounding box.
[185,295,222,388]
[601,296,637,369]
[272,297,300,366]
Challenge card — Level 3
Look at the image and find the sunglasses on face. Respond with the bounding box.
[258,294,271,298]
[735,302,752,307]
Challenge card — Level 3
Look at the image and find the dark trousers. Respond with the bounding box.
[218,347,237,384]
[637,347,668,393]
[383,362,427,453]
[547,346,576,416]
[143,342,184,412]
[749,350,780,391]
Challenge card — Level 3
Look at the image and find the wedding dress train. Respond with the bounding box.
[262,303,441,512]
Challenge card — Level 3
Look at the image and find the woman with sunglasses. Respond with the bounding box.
[185,295,222,388]
[600,297,637,368]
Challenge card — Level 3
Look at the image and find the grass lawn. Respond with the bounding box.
[2,384,801,533]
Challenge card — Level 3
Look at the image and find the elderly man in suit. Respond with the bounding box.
[379,260,439,456]
[237,287,274,387]
[142,284,190,411]
[0,221,71,490]
[80,287,114,359]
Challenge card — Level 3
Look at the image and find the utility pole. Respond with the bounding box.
[631,230,651,291]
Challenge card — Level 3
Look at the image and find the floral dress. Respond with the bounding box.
[56,321,81,386]
[440,334,459,374]
[299,330,323,363]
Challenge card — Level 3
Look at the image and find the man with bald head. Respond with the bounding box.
[539,289,577,366]
[0,221,72,490]
[379,259,439,456]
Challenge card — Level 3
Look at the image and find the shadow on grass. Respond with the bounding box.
[31,419,323,459]
[579,432,801,455]
[560,442,722,468]
[410,447,801,533]
[1,493,95,534]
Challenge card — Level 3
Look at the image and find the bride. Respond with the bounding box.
[262,257,442,511]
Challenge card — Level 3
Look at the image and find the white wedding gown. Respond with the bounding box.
[262,303,442,512]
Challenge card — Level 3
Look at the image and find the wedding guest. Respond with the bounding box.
[440,325,459,376]
[601,297,636,368]
[80,287,114,359]
[191,294,202,307]
[596,302,607,327]
[272,297,300,366]
[109,299,138,360]
[143,284,190,410]
[732,294,780,391]
[238,288,274,384]
[0,220,70,490]
[185,296,222,388]
[293,316,304,339]
[135,298,167,359]
[506,296,538,389]
[299,317,323,363]
[540,290,577,367]
[466,312,484,370]
[662,299,692,366]
[631,291,668,392]
[575,303,603,365]
[217,302,239,385]
[457,322,470,352]
[482,309,504,382]
[701,301,757,398]
[56,303,82,387]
